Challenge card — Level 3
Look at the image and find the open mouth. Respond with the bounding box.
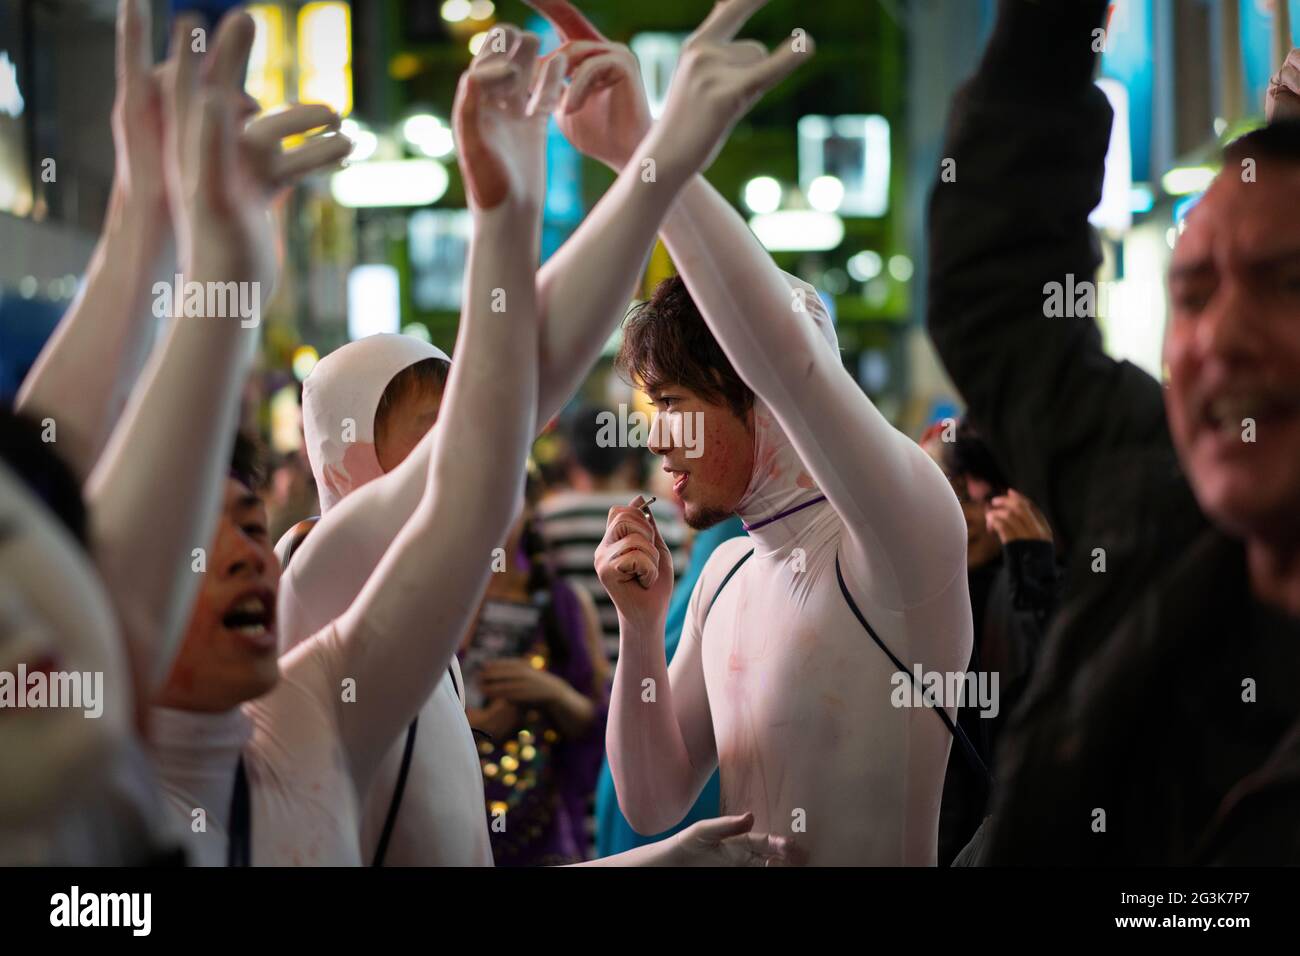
[1200,391,1300,440]
[221,591,276,649]
[664,466,690,497]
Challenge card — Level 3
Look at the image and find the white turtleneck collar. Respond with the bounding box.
[149,705,252,836]
[735,400,832,557]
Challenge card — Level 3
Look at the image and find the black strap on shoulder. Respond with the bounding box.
[704,549,755,623]
[834,554,992,784]
[371,717,419,867]
[227,755,251,867]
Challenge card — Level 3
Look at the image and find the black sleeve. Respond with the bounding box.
[1002,538,1061,616]
[926,0,1172,557]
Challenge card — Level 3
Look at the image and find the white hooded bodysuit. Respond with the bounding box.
[282,332,493,867]
[606,178,974,865]
[149,94,547,862]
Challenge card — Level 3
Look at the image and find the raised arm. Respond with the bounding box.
[664,184,964,609]
[85,12,349,693]
[526,0,805,427]
[16,0,171,482]
[925,0,1170,554]
[278,0,813,649]
[318,32,558,784]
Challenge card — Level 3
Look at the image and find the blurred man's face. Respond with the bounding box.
[375,385,444,473]
[1165,160,1300,544]
[646,382,753,530]
[157,479,281,711]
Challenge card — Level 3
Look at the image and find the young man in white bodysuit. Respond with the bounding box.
[528,1,975,865]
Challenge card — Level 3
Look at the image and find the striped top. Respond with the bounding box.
[536,490,688,666]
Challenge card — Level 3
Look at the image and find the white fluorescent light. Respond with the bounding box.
[348,265,401,340]
[331,160,449,207]
[748,211,845,252]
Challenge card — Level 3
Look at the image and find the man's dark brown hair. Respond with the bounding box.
[230,430,267,491]
[616,275,754,419]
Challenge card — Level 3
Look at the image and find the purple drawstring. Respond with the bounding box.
[741,495,828,532]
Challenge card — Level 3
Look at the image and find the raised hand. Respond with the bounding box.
[162,12,349,293]
[1267,48,1300,122]
[111,0,169,225]
[653,0,813,178]
[453,24,567,212]
[523,0,652,170]
[594,496,674,630]
[984,489,1054,546]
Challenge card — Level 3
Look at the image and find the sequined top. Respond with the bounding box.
[459,586,605,866]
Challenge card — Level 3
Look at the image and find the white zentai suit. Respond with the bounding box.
[607,179,974,865]
[149,88,546,862]
[281,332,494,867]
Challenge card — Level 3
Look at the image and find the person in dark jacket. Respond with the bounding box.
[927,0,1300,864]
[921,421,1063,865]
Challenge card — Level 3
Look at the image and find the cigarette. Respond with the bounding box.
[640,497,657,520]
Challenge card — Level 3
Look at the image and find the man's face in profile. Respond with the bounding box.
[1164,156,1300,543]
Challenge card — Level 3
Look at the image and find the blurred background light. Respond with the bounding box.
[748,210,845,252]
[291,345,320,381]
[403,113,454,158]
[402,322,433,343]
[1089,78,1133,233]
[630,33,685,119]
[245,5,287,112]
[330,159,449,207]
[798,115,890,217]
[1128,185,1155,214]
[1161,166,1216,196]
[807,175,845,213]
[298,2,353,117]
[847,250,882,282]
[339,119,379,162]
[348,265,401,340]
[441,0,471,22]
[743,176,783,215]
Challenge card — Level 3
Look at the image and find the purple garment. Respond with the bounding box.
[463,579,607,866]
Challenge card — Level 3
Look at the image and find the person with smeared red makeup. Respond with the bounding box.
[145,15,562,867]
[531,0,975,865]
[927,0,1300,864]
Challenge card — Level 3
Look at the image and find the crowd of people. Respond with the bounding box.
[2,0,1299,867]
